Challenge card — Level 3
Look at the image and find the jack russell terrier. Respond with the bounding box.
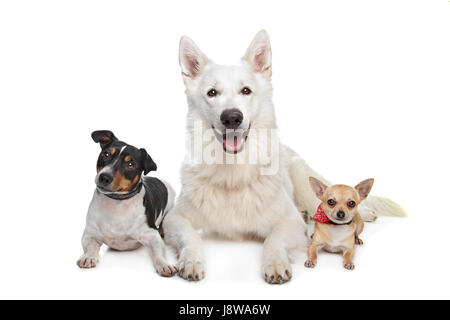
[77,130,177,276]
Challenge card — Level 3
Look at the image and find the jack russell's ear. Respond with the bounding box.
[355,178,374,200]
[179,36,209,82]
[140,148,157,175]
[91,130,118,148]
[242,30,272,80]
[309,177,328,200]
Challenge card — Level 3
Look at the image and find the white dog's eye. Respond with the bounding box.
[241,87,252,95]
[207,89,217,97]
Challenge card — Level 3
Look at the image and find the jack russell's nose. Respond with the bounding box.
[336,211,346,219]
[220,108,243,130]
[98,173,113,186]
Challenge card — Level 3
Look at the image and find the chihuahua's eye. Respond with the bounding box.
[102,151,110,159]
[327,199,336,207]
[241,87,252,95]
[347,201,356,208]
[207,89,217,97]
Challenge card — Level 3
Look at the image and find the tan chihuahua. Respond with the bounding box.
[305,177,374,270]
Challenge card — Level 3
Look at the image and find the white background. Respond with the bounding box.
[1,0,449,299]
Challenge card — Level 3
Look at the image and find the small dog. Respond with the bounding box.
[77,130,178,277]
[305,177,374,270]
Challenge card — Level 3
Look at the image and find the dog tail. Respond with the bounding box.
[363,195,408,217]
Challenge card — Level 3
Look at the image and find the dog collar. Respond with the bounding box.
[98,180,143,201]
[313,205,353,226]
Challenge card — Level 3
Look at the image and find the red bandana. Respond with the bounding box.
[313,205,333,225]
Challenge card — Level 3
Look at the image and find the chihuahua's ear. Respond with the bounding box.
[140,148,157,175]
[355,178,374,200]
[91,130,118,148]
[309,177,328,199]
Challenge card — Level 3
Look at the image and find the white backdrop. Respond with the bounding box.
[1,0,449,299]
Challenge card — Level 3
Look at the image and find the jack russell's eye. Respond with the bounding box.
[127,161,135,169]
[241,87,252,95]
[347,201,356,208]
[207,89,217,97]
[101,151,110,159]
[327,199,336,207]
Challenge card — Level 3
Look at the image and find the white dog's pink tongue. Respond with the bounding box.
[223,134,244,153]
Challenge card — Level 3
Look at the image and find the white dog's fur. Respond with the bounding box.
[163,30,407,284]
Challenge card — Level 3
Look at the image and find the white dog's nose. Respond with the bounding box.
[220,108,243,129]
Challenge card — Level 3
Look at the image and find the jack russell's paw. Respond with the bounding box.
[263,260,292,285]
[178,254,205,281]
[344,262,355,270]
[355,237,364,245]
[156,262,178,277]
[359,206,377,222]
[77,254,99,269]
[304,259,316,268]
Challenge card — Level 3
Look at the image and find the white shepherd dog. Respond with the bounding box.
[163,30,407,284]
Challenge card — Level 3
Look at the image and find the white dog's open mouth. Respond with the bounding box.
[212,125,251,154]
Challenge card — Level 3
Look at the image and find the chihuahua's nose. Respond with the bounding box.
[336,210,346,219]
[98,173,113,186]
[220,108,243,129]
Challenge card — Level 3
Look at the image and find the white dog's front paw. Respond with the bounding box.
[263,260,292,284]
[155,262,178,277]
[77,254,99,269]
[359,206,377,222]
[178,254,205,281]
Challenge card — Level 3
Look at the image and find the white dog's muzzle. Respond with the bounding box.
[212,124,251,154]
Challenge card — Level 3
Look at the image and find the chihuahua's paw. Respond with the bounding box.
[156,262,178,277]
[304,260,316,268]
[263,260,292,284]
[344,262,355,270]
[77,254,99,269]
[359,206,377,222]
[178,254,205,281]
[355,237,364,245]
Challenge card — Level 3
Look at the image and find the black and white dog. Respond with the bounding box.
[77,130,177,277]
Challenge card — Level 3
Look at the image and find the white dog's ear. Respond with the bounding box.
[242,30,272,80]
[355,178,374,200]
[179,36,209,81]
[309,177,328,200]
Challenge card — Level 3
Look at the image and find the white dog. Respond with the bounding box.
[163,30,407,284]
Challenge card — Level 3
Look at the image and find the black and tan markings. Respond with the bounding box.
[91,130,168,229]
[143,176,168,230]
